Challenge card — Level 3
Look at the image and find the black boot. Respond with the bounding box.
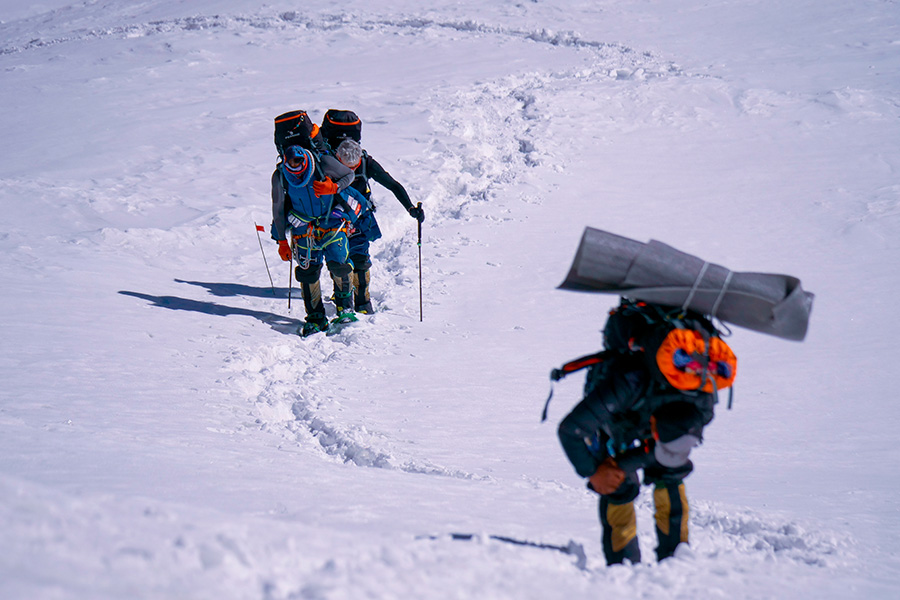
[330,271,355,322]
[300,280,328,336]
[353,268,374,313]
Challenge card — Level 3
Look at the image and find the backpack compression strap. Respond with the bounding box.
[542,350,612,422]
[550,351,611,382]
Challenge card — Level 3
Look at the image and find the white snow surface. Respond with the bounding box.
[1,0,899,598]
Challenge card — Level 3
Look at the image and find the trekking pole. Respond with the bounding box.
[288,238,293,313]
[417,202,423,322]
[254,223,276,296]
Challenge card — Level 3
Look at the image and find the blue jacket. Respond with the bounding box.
[270,153,363,241]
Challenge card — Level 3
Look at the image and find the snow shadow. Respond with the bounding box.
[174,279,289,299]
[118,291,302,334]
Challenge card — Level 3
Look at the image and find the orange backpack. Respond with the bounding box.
[612,300,736,399]
[655,324,737,393]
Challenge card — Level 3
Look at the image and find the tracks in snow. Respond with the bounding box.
[1,8,682,83]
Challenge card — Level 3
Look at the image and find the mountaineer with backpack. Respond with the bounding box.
[271,110,369,337]
[548,226,813,566]
[319,109,425,314]
[553,298,736,565]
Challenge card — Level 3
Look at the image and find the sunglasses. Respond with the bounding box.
[285,151,308,173]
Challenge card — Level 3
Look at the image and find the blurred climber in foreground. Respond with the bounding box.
[320,109,424,314]
[549,225,814,566]
[554,298,736,565]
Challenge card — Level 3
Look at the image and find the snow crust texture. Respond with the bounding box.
[2,0,899,598]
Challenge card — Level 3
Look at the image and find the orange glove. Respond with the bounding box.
[277,239,292,262]
[588,457,626,495]
[313,177,339,197]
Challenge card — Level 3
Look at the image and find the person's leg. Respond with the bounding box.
[645,451,694,562]
[349,251,373,313]
[326,260,354,315]
[293,235,327,333]
[599,472,642,565]
[653,481,689,561]
[320,225,354,317]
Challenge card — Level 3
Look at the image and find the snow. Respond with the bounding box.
[1,0,899,597]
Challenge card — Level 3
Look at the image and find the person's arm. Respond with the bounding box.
[270,169,289,241]
[319,154,355,192]
[368,155,415,211]
[559,394,631,494]
[557,395,610,478]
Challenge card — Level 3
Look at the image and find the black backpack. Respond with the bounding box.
[274,110,316,155]
[320,109,362,148]
[604,299,736,397]
[543,298,737,422]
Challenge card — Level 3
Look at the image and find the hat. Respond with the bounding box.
[283,146,312,177]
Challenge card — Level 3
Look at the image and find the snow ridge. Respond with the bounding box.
[0,8,682,79]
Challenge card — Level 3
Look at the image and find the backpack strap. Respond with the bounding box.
[682,261,710,312]
[550,350,612,382]
[359,150,369,181]
[279,169,293,217]
[541,350,613,422]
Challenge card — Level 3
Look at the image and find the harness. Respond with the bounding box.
[290,220,350,269]
[279,165,350,269]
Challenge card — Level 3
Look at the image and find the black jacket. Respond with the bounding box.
[557,300,716,478]
[349,152,414,211]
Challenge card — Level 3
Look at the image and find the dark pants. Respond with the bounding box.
[347,213,378,311]
[295,260,354,323]
[600,471,642,565]
[348,251,372,310]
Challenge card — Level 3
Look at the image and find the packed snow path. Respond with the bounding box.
[2,1,899,598]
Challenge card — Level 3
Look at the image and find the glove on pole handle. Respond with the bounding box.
[417,202,423,322]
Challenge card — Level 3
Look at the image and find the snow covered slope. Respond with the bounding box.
[1,0,899,598]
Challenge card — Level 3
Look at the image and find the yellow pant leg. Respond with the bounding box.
[600,497,641,565]
[653,483,689,561]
